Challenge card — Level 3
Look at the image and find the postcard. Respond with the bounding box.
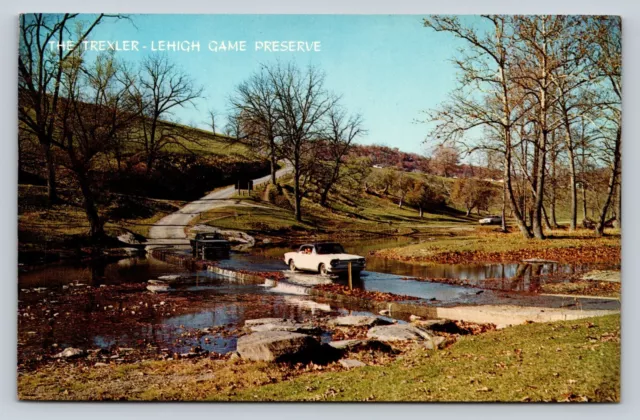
[17,14,621,402]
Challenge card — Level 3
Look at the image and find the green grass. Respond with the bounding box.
[194,173,476,241]
[18,185,182,251]
[17,315,620,401]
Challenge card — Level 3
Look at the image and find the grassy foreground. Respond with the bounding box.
[18,315,620,402]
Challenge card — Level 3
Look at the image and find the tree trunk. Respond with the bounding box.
[550,200,558,229]
[77,171,104,239]
[550,143,559,229]
[293,165,302,222]
[145,151,155,175]
[319,188,329,207]
[419,207,423,218]
[532,128,547,239]
[500,181,507,232]
[614,181,622,229]
[581,181,588,222]
[542,205,553,231]
[42,142,59,205]
[270,153,277,185]
[596,127,621,236]
[567,146,578,231]
[504,132,532,238]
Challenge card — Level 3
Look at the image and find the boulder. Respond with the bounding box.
[327,339,367,350]
[191,225,255,247]
[328,339,393,353]
[329,315,391,327]
[339,359,366,369]
[366,324,432,342]
[245,318,287,326]
[158,274,184,281]
[117,231,145,246]
[423,336,447,350]
[245,318,321,334]
[147,279,169,285]
[413,319,463,334]
[147,284,171,293]
[53,347,86,359]
[236,331,321,362]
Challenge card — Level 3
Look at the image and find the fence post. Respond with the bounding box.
[348,262,353,290]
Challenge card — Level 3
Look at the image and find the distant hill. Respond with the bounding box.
[350,144,502,180]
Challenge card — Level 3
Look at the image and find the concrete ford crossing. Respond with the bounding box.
[284,242,366,276]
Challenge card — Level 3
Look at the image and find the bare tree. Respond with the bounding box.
[510,16,579,238]
[267,63,335,221]
[430,144,459,177]
[18,13,113,204]
[229,67,282,184]
[588,17,622,236]
[55,53,139,239]
[451,178,496,216]
[315,106,364,206]
[134,55,203,173]
[424,15,533,237]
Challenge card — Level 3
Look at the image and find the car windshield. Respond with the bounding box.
[315,244,345,254]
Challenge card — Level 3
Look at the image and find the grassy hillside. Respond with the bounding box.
[18,124,270,256]
[194,171,477,242]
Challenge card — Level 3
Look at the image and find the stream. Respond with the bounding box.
[17,237,618,362]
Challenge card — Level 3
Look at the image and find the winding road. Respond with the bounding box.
[146,166,292,248]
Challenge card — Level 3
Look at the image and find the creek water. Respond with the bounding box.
[17,237,613,359]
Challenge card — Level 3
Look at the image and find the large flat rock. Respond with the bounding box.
[366,324,432,342]
[244,318,321,334]
[53,347,86,359]
[329,315,391,327]
[245,318,287,326]
[339,359,366,369]
[236,331,321,362]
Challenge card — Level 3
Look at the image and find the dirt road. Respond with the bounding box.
[146,166,291,247]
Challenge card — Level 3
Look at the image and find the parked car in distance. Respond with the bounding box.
[479,215,502,225]
[284,243,366,276]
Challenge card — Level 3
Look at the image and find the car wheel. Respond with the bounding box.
[319,263,328,276]
[289,260,296,272]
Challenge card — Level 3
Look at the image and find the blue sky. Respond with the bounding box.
[83,14,475,155]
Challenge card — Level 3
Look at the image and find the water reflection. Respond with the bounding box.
[19,257,188,288]
[85,289,350,355]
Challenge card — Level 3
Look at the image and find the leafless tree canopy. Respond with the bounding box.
[228,62,364,221]
[423,15,621,238]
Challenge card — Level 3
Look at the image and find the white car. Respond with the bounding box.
[479,215,502,225]
[284,243,366,276]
